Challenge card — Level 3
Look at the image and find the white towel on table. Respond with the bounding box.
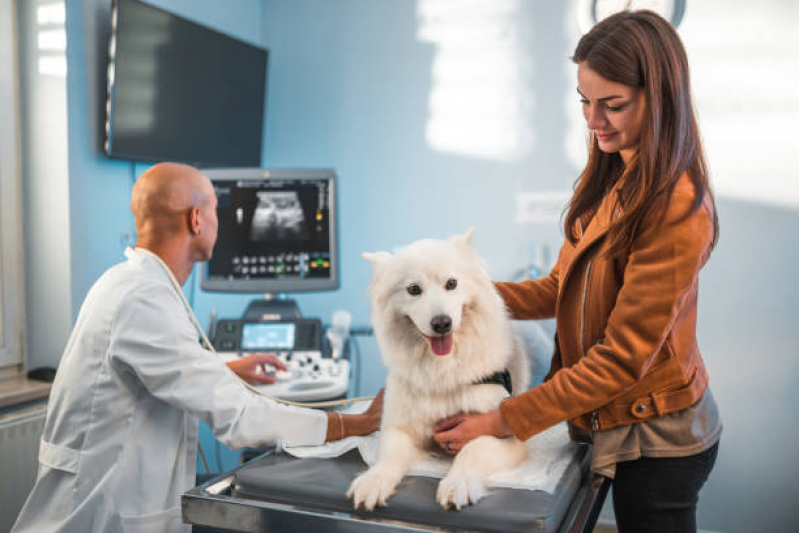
[283,416,577,495]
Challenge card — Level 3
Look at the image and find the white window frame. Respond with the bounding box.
[0,0,25,372]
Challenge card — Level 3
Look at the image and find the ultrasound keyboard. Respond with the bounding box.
[217,350,349,402]
[212,317,350,401]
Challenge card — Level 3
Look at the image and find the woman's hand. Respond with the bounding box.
[326,388,385,442]
[226,353,287,384]
[432,409,514,455]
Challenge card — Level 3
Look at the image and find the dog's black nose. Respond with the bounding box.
[431,315,452,334]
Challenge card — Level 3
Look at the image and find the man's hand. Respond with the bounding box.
[226,353,287,385]
[326,388,385,442]
[358,388,384,435]
[432,409,514,455]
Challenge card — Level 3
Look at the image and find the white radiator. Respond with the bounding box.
[0,402,46,533]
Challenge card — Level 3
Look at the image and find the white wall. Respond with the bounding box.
[18,0,73,371]
[693,199,799,531]
[0,0,25,373]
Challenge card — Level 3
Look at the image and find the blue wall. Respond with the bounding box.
[60,0,576,479]
[63,0,266,477]
[63,0,576,390]
[190,0,576,394]
[48,0,799,530]
[64,0,264,325]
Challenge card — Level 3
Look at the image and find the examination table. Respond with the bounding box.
[182,442,609,533]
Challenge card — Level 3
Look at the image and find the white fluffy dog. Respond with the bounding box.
[347,229,530,511]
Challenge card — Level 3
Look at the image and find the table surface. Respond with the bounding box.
[190,443,591,533]
[0,375,51,409]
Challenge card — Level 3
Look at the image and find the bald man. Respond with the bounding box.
[13,163,381,533]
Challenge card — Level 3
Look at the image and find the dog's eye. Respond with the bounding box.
[445,278,457,291]
[407,284,422,296]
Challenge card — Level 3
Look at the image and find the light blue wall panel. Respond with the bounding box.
[61,0,266,479]
[189,1,576,395]
[47,1,799,529]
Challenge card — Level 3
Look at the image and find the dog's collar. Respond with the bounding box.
[474,369,512,395]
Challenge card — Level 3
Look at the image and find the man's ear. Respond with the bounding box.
[189,206,202,235]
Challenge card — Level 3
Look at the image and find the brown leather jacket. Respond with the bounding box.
[497,174,715,440]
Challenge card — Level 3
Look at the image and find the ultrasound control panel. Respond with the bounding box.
[212,318,323,354]
[211,318,349,401]
[228,252,331,278]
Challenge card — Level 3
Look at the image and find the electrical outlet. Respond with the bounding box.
[514,191,570,223]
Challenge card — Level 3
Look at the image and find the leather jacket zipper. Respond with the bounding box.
[579,254,600,431]
[579,257,594,359]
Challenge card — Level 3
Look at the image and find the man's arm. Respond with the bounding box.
[110,284,328,448]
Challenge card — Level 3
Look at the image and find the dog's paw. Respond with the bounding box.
[436,471,487,510]
[347,468,399,511]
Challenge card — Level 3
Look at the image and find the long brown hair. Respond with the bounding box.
[567,10,718,257]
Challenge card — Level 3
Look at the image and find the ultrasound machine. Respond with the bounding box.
[201,168,350,402]
[183,168,609,533]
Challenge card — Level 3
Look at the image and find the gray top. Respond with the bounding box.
[590,389,722,478]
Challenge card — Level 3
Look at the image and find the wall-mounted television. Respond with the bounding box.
[104,0,268,168]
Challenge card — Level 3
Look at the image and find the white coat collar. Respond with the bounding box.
[124,247,175,285]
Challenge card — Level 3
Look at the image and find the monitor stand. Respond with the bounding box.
[243,296,301,321]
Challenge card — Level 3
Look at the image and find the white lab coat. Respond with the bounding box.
[12,249,327,533]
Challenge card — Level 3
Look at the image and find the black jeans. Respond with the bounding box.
[611,441,719,533]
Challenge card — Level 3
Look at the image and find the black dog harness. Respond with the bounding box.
[474,369,512,395]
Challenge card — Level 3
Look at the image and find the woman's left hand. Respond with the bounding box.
[433,409,514,455]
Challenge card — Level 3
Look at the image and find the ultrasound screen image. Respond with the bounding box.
[249,191,309,242]
[207,177,333,283]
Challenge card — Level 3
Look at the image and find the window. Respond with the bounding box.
[0,0,25,371]
[680,0,799,208]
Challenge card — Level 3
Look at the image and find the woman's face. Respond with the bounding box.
[577,62,645,164]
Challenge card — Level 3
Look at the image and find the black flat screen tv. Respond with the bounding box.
[105,0,268,167]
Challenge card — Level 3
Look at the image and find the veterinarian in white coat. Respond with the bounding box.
[12,163,381,533]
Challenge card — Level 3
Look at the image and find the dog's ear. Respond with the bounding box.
[452,227,475,247]
[362,251,392,265]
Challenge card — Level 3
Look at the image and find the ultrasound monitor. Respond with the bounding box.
[201,168,338,318]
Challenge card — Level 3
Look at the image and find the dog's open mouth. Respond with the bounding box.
[422,334,454,356]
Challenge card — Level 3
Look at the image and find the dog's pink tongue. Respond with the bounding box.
[431,335,453,356]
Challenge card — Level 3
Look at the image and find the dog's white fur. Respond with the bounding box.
[347,229,530,510]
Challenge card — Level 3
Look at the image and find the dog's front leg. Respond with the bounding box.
[437,436,528,509]
[347,427,422,511]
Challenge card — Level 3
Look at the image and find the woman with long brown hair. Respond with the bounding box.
[433,10,721,532]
